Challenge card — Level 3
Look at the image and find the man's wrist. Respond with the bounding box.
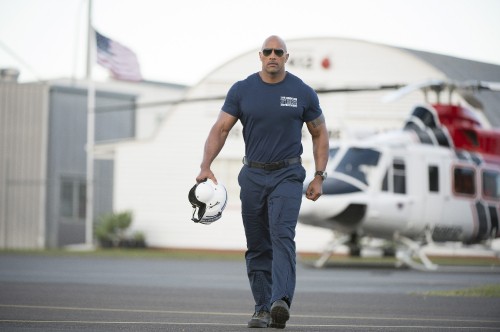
[314,171,327,181]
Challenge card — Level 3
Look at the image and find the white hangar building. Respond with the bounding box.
[107,37,500,253]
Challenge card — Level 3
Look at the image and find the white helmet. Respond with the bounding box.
[188,179,228,225]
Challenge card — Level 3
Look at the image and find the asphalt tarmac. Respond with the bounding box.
[0,252,499,331]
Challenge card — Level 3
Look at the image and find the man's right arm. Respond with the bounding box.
[196,111,238,184]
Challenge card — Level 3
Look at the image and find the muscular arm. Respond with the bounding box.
[305,114,329,201]
[196,111,238,184]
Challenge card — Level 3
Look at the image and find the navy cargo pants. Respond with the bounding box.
[238,163,306,313]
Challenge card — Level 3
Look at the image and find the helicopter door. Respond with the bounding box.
[370,157,413,236]
[422,160,447,238]
[437,164,478,242]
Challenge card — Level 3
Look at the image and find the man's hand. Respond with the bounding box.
[305,177,323,201]
[196,169,217,184]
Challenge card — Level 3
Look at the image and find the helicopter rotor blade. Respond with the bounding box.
[478,81,500,92]
[95,85,406,113]
[381,79,445,103]
[95,95,227,113]
[315,84,404,94]
[382,79,500,106]
[94,80,500,113]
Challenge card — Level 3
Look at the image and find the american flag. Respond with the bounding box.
[95,30,142,81]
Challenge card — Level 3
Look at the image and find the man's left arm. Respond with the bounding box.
[305,114,329,201]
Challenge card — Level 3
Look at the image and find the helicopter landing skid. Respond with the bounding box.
[310,231,439,271]
[313,234,352,268]
[394,234,438,271]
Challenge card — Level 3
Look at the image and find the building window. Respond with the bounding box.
[60,182,74,218]
[453,167,475,196]
[428,165,439,192]
[60,178,86,221]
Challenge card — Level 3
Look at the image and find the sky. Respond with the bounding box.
[0,0,499,86]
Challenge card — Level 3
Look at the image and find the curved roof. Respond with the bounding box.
[186,37,500,128]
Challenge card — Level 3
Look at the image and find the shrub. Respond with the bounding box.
[94,211,145,248]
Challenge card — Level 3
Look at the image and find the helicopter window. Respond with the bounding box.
[334,148,380,185]
[482,170,500,200]
[453,167,476,196]
[329,147,339,159]
[463,130,479,147]
[428,165,439,192]
[412,106,437,128]
[381,159,406,194]
[393,160,406,194]
[456,151,468,161]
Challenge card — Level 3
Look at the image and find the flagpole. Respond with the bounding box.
[85,0,95,247]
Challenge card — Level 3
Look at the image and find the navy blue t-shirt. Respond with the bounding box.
[221,72,322,163]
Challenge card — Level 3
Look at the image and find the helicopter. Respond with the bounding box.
[298,80,500,270]
[91,78,499,270]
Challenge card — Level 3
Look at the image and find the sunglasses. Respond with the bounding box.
[261,48,285,57]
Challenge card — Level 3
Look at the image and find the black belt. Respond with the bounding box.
[242,156,301,171]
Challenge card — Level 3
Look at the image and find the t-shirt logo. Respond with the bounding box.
[280,96,298,108]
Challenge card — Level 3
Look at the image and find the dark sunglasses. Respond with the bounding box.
[261,48,285,57]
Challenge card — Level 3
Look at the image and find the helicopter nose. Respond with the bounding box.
[303,177,363,195]
[299,198,367,233]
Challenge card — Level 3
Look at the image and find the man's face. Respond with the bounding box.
[259,40,288,75]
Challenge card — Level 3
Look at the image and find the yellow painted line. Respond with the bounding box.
[1,303,500,325]
[0,304,244,316]
[0,320,243,326]
[0,320,499,330]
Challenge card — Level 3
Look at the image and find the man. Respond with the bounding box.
[196,35,329,329]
